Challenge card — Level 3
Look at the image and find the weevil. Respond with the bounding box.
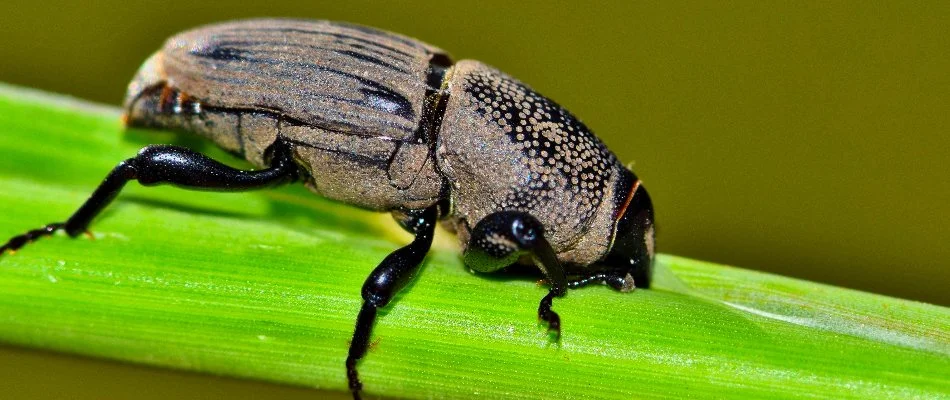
[1,19,655,398]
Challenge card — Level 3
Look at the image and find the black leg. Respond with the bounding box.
[1,141,297,255]
[568,271,636,291]
[463,211,567,340]
[347,204,438,400]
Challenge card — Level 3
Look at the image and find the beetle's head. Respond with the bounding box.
[599,169,655,290]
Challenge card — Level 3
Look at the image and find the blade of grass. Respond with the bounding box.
[0,83,947,399]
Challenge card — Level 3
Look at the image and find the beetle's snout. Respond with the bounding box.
[122,52,166,126]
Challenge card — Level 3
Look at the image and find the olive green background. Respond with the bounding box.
[1,1,947,398]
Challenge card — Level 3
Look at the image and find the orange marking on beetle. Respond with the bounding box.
[607,179,640,250]
[158,85,175,113]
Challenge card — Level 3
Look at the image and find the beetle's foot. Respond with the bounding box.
[346,356,364,400]
[0,222,65,256]
[538,290,561,341]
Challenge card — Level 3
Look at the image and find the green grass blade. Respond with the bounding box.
[0,83,947,399]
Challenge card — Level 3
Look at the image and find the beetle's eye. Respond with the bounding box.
[601,183,655,289]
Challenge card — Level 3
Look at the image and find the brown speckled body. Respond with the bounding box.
[124,19,649,269]
[437,61,632,267]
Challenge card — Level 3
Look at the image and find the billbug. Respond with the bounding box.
[1,19,655,398]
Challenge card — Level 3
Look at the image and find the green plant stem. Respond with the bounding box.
[0,84,947,399]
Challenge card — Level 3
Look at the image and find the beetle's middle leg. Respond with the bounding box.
[347,204,438,400]
[463,211,568,340]
[1,141,297,255]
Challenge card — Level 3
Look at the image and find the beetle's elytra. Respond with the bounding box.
[2,19,655,398]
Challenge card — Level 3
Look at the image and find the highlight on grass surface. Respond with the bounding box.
[0,83,948,399]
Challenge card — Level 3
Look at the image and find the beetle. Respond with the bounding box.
[1,19,655,399]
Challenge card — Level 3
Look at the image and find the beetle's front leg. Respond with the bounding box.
[464,211,568,340]
[1,141,297,255]
[347,204,438,400]
[567,271,637,292]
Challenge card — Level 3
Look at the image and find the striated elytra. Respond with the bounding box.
[1,19,655,399]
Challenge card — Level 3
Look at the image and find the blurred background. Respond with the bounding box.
[1,1,947,398]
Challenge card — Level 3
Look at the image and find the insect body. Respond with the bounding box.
[2,19,655,399]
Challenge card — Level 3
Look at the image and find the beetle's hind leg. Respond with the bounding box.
[463,211,567,340]
[1,140,298,255]
[347,204,439,400]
